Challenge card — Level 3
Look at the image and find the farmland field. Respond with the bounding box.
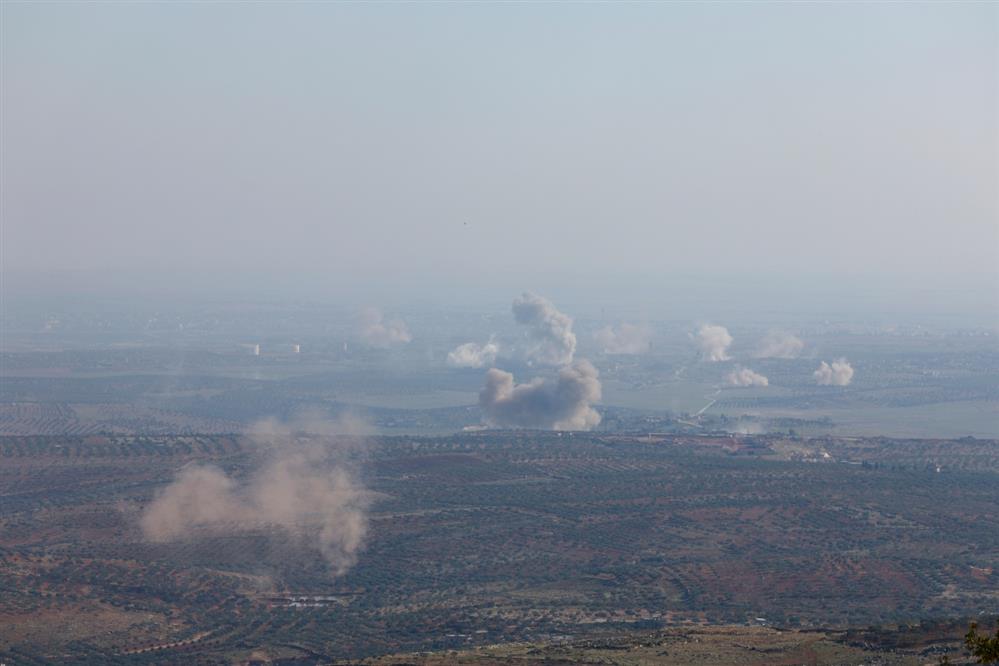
[1,430,996,663]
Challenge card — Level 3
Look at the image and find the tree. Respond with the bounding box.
[965,621,999,665]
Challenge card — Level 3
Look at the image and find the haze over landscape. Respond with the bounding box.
[1,2,998,664]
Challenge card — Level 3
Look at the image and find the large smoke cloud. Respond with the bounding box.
[755,330,805,359]
[358,307,412,348]
[725,366,769,387]
[446,340,500,368]
[141,414,370,576]
[695,324,733,362]
[814,358,854,386]
[479,359,601,431]
[594,323,652,355]
[512,292,576,365]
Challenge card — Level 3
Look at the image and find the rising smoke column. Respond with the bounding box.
[446,340,500,368]
[479,359,601,431]
[755,330,805,359]
[813,358,854,386]
[511,292,576,365]
[140,466,243,536]
[358,307,412,347]
[695,324,733,362]
[725,366,769,387]
[141,414,370,576]
[594,323,652,355]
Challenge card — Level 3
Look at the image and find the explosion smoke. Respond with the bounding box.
[479,359,601,431]
[725,366,769,387]
[446,340,499,368]
[755,330,805,359]
[141,413,370,576]
[594,323,652,355]
[814,358,854,386]
[511,292,576,365]
[358,307,412,348]
[695,324,733,362]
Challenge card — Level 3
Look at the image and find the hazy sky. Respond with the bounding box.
[3,2,997,302]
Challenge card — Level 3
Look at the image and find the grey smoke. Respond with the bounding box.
[755,330,805,359]
[725,366,769,387]
[141,413,370,576]
[695,324,733,362]
[358,307,412,347]
[814,358,854,386]
[511,292,576,365]
[446,339,500,368]
[479,359,601,431]
[594,322,652,355]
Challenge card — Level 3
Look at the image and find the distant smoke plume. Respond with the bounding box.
[813,358,854,386]
[446,340,499,368]
[695,324,733,362]
[594,323,652,355]
[479,359,601,431]
[725,366,769,387]
[512,292,576,365]
[358,307,411,347]
[141,413,370,576]
[755,330,805,359]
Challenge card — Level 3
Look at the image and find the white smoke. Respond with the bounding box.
[755,330,805,359]
[446,339,500,368]
[511,292,576,366]
[594,322,652,355]
[141,413,370,576]
[725,366,769,387]
[814,358,854,386]
[479,359,601,431]
[358,307,412,348]
[695,324,733,362]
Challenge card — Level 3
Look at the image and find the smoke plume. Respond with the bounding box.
[725,366,769,387]
[594,323,652,355]
[511,292,576,365]
[446,340,500,368]
[814,358,854,386]
[358,307,412,347]
[695,324,733,362]
[141,413,370,576]
[755,330,805,359]
[479,359,601,431]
